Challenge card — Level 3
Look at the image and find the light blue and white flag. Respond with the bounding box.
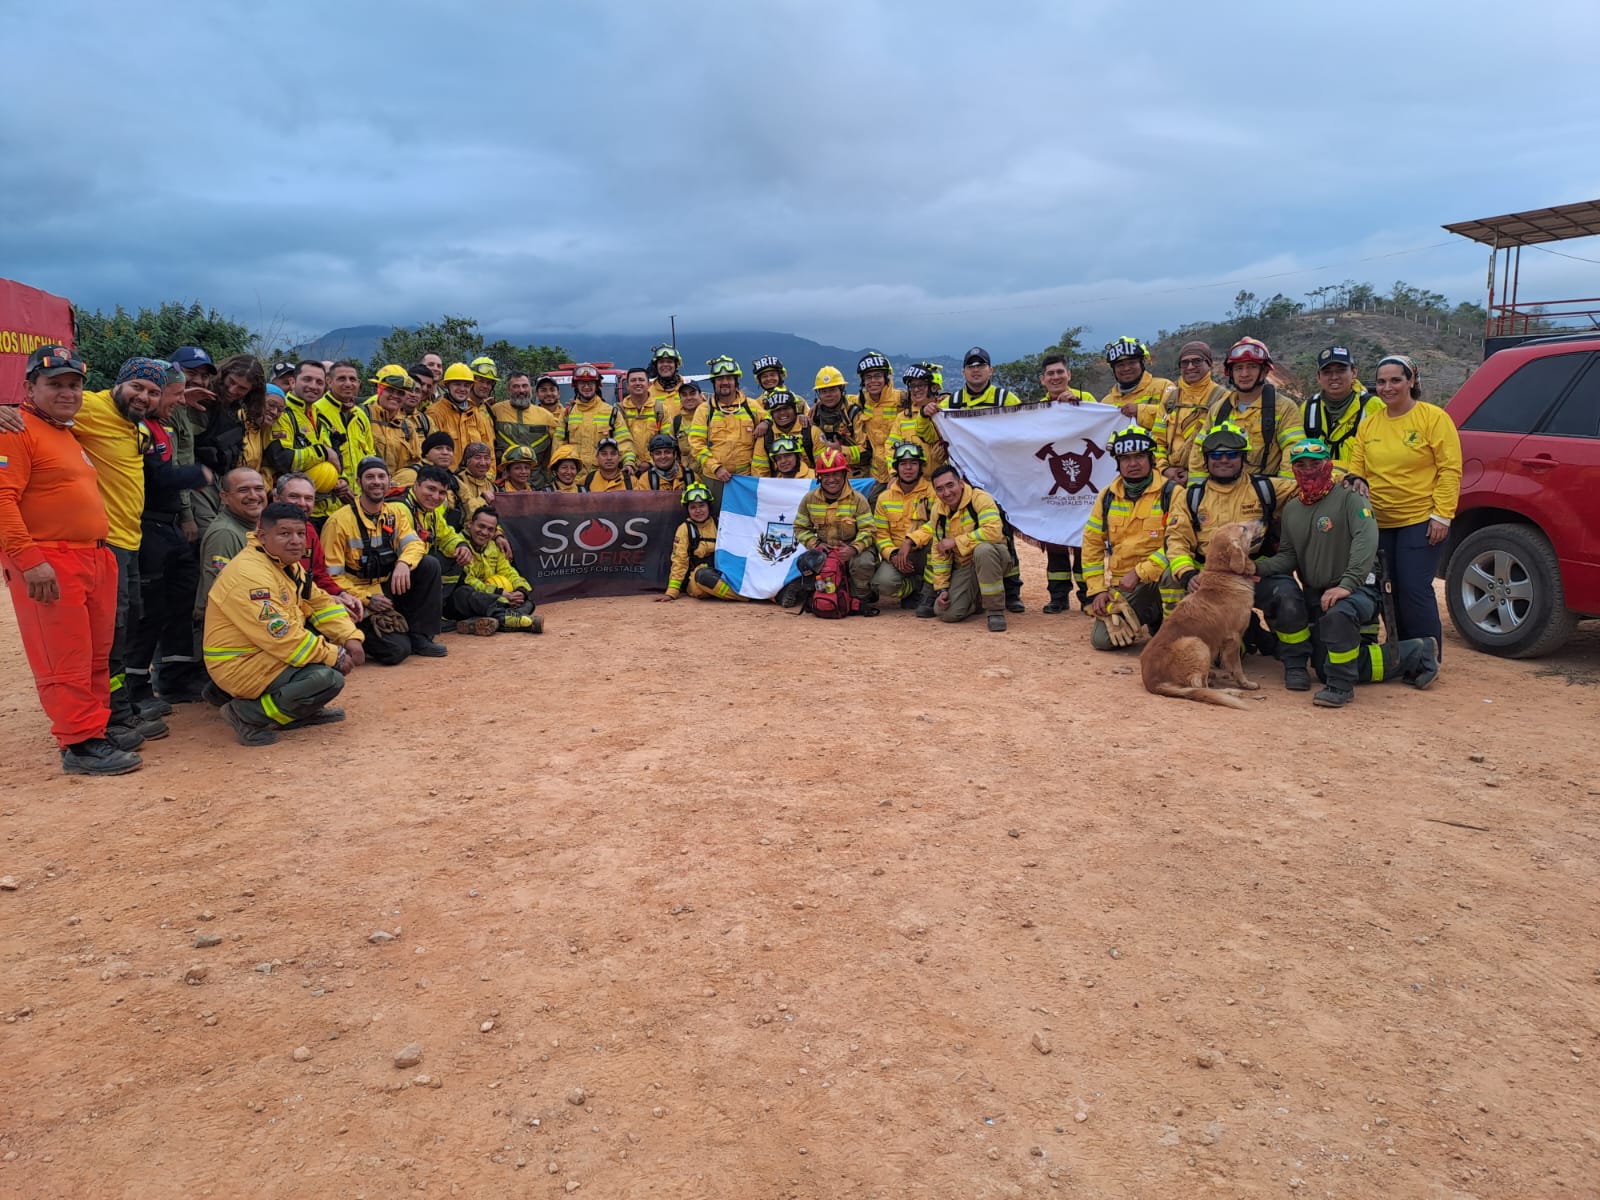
[935,401,1125,546]
[714,475,875,599]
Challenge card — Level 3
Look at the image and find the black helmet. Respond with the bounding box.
[1108,425,1156,458]
[857,351,891,377]
[647,433,677,453]
[752,354,785,381]
[764,388,799,411]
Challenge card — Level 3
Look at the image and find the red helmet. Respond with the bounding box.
[1224,337,1272,369]
[814,446,851,476]
[571,363,602,383]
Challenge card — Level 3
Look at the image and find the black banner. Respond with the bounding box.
[493,490,683,602]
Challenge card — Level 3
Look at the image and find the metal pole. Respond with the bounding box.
[670,315,677,348]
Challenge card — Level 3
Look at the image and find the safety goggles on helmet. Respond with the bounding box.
[764,388,798,410]
[1225,337,1272,367]
[648,433,678,453]
[857,352,891,376]
[651,343,682,364]
[370,364,416,392]
[571,363,602,383]
[892,442,927,462]
[1104,337,1147,365]
[469,357,499,381]
[1200,420,1251,454]
[769,435,801,457]
[707,356,742,377]
[1108,425,1156,458]
[752,355,784,377]
[682,483,713,505]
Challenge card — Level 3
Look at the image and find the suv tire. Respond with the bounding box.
[1446,523,1578,658]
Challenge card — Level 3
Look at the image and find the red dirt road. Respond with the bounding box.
[2,554,1598,1198]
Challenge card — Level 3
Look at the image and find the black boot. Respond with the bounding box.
[1004,578,1025,614]
[1399,637,1439,689]
[914,585,936,619]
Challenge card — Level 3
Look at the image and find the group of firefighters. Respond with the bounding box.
[0,330,1459,776]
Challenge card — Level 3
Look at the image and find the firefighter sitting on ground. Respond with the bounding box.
[788,446,877,605]
[639,433,689,491]
[657,483,741,601]
[1165,422,1312,688]
[1081,425,1180,651]
[1252,437,1439,707]
[448,506,543,635]
[584,437,635,492]
[869,442,936,608]
[909,465,1013,633]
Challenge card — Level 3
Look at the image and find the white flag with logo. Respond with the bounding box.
[934,401,1125,545]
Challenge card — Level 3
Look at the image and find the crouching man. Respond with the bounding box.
[202,502,365,746]
[449,507,543,634]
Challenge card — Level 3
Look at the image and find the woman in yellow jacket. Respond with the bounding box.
[657,484,741,601]
[544,446,587,493]
[1347,355,1462,649]
[853,352,903,483]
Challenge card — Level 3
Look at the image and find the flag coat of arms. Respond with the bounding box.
[714,475,874,599]
[934,401,1125,546]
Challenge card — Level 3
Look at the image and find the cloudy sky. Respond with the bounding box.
[8,0,1600,359]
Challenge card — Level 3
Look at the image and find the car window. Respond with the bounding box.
[1541,356,1600,438]
[1458,352,1589,435]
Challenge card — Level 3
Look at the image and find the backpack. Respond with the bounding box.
[1215,383,1278,471]
[792,548,873,618]
[1186,475,1279,557]
[1100,479,1178,558]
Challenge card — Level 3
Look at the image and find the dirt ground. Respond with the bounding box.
[2,545,1598,1200]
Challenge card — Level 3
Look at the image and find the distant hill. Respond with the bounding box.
[1147,308,1485,402]
[295,326,961,390]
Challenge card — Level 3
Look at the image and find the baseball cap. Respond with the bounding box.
[1289,437,1332,462]
[1317,346,1354,369]
[270,361,297,380]
[170,346,215,371]
[597,437,621,452]
[963,346,991,367]
[25,344,86,380]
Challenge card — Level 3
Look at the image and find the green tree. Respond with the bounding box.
[993,326,1095,401]
[366,316,568,395]
[74,301,252,391]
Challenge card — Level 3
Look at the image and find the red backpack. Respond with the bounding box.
[794,548,876,618]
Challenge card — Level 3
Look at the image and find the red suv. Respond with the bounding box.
[1443,334,1600,656]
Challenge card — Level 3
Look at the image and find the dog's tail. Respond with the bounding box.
[1150,683,1251,710]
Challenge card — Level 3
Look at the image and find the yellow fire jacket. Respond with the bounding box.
[371,410,424,476]
[1165,473,1299,581]
[794,485,875,551]
[1187,388,1305,479]
[320,501,427,600]
[490,400,559,468]
[425,399,496,470]
[806,400,871,475]
[463,538,530,595]
[1080,476,1178,598]
[688,394,768,477]
[1151,379,1227,475]
[313,395,378,492]
[202,537,361,700]
[750,422,823,477]
[910,484,1006,590]
[556,397,617,472]
[1101,371,1174,432]
[666,517,718,597]
[871,475,936,556]
[583,468,636,493]
[853,385,904,482]
[609,397,678,467]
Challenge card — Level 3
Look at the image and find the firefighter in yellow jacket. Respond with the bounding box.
[639,434,689,490]
[556,363,614,471]
[869,443,937,606]
[762,435,815,480]
[790,446,877,602]
[750,390,823,477]
[426,364,496,471]
[809,366,872,477]
[545,446,587,493]
[853,351,903,483]
[1100,337,1174,430]
[611,367,676,470]
[909,465,1012,632]
[657,483,741,601]
[1166,423,1312,687]
[1186,338,1304,478]
[1081,426,1181,651]
[1152,341,1228,481]
[202,502,364,746]
[491,371,559,485]
[688,356,767,496]
[446,506,542,634]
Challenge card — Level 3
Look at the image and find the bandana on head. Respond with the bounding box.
[115,357,168,388]
[1376,354,1417,379]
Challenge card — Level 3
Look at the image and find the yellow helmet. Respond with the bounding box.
[484,574,512,591]
[469,356,499,381]
[441,362,476,384]
[369,364,415,391]
[306,460,342,493]
[549,445,582,468]
[814,365,847,391]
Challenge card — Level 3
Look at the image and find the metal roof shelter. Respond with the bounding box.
[1444,200,1600,343]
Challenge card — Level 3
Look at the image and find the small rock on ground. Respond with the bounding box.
[394,1043,423,1069]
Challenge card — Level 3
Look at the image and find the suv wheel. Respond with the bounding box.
[1446,523,1578,658]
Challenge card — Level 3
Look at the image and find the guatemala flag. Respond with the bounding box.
[715,475,875,599]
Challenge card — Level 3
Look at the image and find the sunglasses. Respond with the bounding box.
[1206,450,1243,460]
[34,352,86,373]
[1178,357,1208,368]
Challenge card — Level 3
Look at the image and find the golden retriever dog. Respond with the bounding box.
[1140,520,1262,709]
